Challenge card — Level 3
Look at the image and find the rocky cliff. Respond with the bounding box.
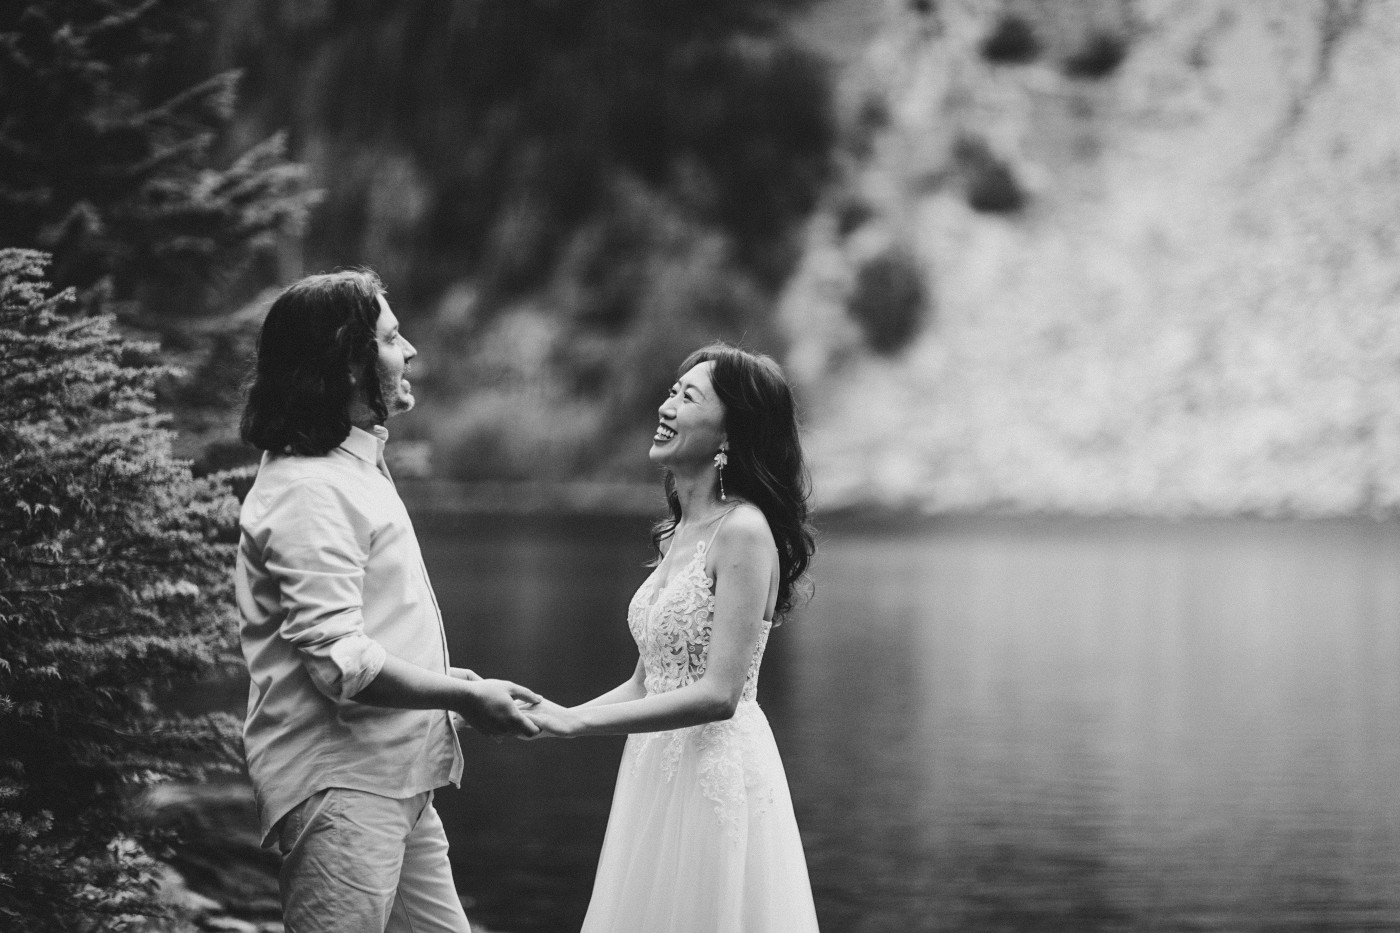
[782,0,1400,515]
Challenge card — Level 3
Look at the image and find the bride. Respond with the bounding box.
[524,342,821,932]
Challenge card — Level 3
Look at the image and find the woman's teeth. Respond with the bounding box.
[654,424,677,443]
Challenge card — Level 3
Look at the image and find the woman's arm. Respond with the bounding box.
[530,509,775,737]
[575,657,647,708]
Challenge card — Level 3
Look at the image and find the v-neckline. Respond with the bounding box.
[644,541,710,611]
[642,504,743,610]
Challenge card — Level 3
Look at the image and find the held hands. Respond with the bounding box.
[451,678,542,738]
[521,697,585,739]
[444,668,581,740]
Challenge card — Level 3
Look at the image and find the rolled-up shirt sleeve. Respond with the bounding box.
[261,481,388,702]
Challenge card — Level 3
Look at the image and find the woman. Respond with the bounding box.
[525,343,821,931]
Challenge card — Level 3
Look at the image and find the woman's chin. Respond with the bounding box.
[650,443,691,467]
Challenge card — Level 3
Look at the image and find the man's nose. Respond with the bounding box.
[403,338,418,360]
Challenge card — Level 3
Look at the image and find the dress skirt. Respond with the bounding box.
[579,701,820,933]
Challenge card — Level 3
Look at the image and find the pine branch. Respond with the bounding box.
[81,0,167,41]
[0,583,91,597]
[133,71,241,130]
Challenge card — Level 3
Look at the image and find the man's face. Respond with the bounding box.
[372,293,417,419]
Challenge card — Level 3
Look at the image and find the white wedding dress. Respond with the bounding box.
[579,534,820,932]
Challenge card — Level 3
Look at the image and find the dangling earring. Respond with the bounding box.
[714,448,729,501]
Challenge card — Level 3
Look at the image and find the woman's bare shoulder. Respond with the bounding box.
[715,502,775,553]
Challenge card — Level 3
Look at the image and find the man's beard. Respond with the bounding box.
[376,363,413,416]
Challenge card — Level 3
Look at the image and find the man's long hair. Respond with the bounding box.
[652,343,816,620]
[241,269,387,456]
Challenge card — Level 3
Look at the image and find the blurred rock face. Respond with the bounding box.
[783,0,1400,515]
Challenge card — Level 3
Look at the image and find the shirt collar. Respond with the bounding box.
[340,424,388,466]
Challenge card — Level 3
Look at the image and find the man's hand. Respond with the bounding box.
[448,669,484,732]
[522,698,584,739]
[453,679,542,738]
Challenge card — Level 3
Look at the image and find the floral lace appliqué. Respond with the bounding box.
[696,704,779,839]
[625,540,777,834]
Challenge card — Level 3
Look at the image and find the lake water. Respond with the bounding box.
[413,515,1400,933]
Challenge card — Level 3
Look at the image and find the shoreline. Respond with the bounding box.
[392,479,1400,529]
[396,479,663,518]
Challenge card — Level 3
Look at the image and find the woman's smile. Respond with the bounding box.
[649,360,725,466]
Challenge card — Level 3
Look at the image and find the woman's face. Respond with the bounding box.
[650,361,727,468]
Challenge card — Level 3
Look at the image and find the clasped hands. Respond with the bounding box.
[448,667,581,740]
[515,696,583,739]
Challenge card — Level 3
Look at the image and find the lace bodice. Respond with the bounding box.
[627,539,771,701]
[623,530,783,838]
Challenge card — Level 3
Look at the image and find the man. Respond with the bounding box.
[235,269,539,933]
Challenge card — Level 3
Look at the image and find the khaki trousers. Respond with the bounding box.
[276,788,472,933]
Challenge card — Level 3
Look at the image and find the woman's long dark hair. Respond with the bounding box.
[652,343,816,620]
[241,269,387,456]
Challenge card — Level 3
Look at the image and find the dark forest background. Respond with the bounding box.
[44,0,837,482]
[211,0,833,481]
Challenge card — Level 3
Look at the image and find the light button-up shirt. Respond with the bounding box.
[235,426,463,846]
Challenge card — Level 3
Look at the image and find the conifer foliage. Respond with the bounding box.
[0,0,314,317]
[0,249,243,930]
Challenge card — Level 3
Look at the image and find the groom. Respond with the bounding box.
[235,269,540,933]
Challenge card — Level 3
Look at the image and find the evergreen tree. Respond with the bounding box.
[0,0,314,319]
[0,249,243,931]
[0,0,318,472]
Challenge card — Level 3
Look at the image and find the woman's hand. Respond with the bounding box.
[523,698,585,739]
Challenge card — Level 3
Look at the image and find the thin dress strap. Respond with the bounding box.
[701,505,742,553]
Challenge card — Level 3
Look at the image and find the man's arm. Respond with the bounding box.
[261,481,538,736]
[353,655,540,737]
